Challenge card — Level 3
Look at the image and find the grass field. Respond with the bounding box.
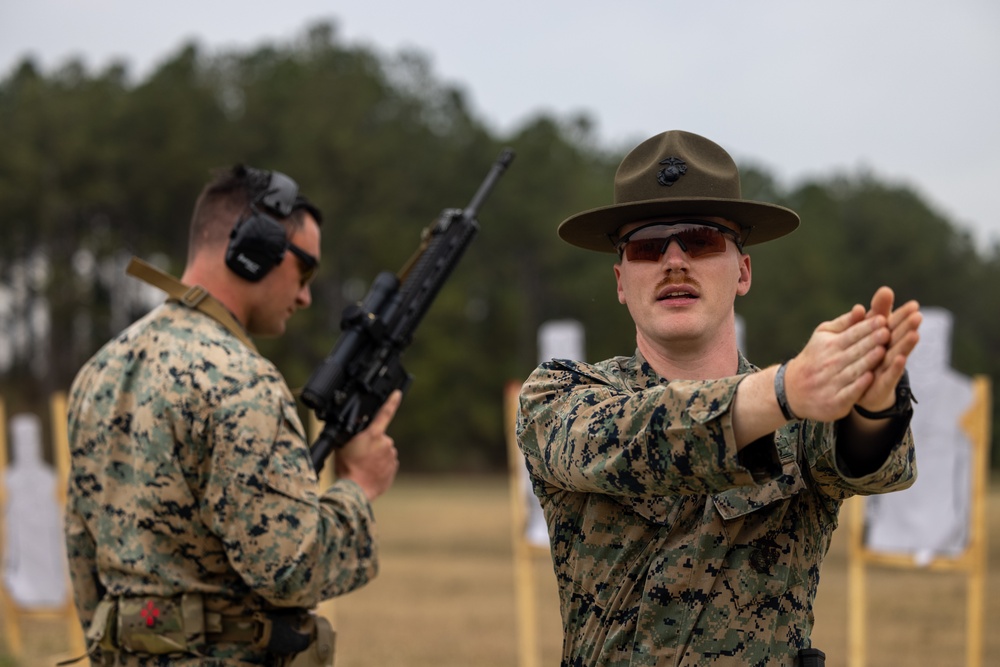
[3,474,999,666]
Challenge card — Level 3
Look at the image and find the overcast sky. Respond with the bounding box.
[2,1,998,251]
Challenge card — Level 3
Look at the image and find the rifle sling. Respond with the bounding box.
[125,256,257,352]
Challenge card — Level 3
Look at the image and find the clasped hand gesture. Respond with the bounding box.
[784,287,922,422]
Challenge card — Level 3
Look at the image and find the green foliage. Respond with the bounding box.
[2,20,998,469]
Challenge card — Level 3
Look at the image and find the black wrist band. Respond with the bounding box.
[853,370,917,420]
[774,361,799,421]
[853,404,895,419]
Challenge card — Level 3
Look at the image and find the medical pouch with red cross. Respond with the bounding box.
[117,594,206,654]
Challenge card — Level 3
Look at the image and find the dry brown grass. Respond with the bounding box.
[3,474,999,666]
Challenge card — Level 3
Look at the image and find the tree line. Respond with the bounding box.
[1,21,997,470]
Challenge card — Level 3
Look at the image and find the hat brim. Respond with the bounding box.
[558,197,800,253]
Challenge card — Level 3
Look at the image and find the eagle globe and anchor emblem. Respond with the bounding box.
[656,156,688,186]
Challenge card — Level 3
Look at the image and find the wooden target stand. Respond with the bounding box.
[0,393,86,661]
[847,376,992,667]
[504,380,553,667]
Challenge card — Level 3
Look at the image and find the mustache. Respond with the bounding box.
[655,274,701,293]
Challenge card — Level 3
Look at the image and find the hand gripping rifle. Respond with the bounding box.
[301,149,515,472]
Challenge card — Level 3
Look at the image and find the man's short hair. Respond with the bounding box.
[187,165,319,262]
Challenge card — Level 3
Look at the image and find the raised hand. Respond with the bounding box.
[334,390,402,500]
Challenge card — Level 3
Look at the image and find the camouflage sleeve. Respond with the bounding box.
[201,376,377,608]
[517,360,763,497]
[64,502,103,629]
[799,418,917,502]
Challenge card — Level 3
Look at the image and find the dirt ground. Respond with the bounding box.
[3,474,998,667]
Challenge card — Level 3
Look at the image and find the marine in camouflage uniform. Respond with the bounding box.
[66,301,374,665]
[65,165,400,665]
[516,131,921,666]
[518,352,915,666]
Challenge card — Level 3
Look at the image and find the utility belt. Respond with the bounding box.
[82,594,335,666]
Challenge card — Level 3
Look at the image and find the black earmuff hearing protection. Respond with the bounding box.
[225,169,301,282]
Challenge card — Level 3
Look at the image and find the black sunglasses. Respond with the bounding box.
[616,220,746,262]
[287,242,319,286]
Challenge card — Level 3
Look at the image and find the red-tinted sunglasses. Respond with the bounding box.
[616,221,746,262]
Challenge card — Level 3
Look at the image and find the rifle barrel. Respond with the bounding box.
[463,148,515,220]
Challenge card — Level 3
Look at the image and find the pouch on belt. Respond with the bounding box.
[117,593,205,653]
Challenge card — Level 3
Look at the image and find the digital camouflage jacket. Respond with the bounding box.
[65,301,379,663]
[516,351,915,667]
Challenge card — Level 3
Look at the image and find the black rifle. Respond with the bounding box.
[301,149,515,472]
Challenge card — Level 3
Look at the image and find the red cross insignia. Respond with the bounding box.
[140,600,160,628]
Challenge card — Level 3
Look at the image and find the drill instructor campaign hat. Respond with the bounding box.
[558,130,800,252]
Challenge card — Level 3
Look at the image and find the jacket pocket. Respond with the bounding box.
[714,456,807,609]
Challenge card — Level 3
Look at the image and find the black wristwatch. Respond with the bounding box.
[853,370,917,420]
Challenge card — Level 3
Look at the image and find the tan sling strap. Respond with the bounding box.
[125,256,257,352]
